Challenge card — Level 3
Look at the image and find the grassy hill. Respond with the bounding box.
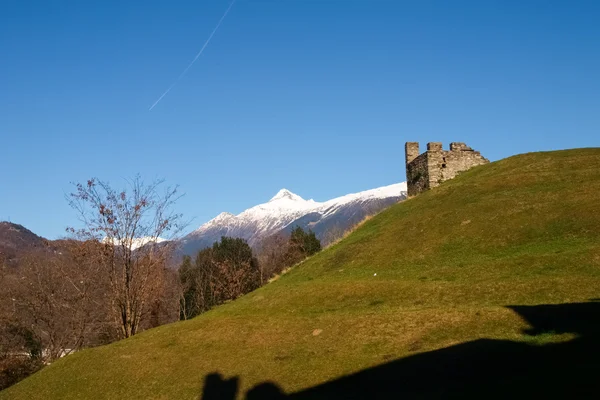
[3,148,600,399]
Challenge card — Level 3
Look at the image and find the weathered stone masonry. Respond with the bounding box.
[405,142,489,197]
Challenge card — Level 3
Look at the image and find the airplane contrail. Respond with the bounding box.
[149,0,236,111]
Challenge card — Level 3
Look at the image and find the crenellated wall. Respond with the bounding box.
[405,142,489,196]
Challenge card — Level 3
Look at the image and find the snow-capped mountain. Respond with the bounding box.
[178,183,407,257]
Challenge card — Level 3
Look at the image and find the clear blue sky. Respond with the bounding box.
[1,0,599,239]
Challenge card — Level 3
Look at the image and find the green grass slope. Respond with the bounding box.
[3,149,600,399]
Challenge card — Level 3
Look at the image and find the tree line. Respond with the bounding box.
[0,177,321,390]
[179,226,321,320]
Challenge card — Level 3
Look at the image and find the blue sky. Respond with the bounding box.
[1,0,599,239]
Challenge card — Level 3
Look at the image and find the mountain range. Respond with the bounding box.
[178,182,407,257]
[0,183,407,262]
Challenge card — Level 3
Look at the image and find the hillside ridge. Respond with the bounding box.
[3,149,600,399]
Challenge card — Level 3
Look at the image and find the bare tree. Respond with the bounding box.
[67,176,184,338]
[321,223,346,247]
[178,255,206,320]
[0,243,100,389]
[255,233,291,284]
[146,266,180,329]
[0,253,39,390]
[179,237,260,320]
[9,245,106,361]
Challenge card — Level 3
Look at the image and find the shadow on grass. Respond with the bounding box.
[201,301,600,399]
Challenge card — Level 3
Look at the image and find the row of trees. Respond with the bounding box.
[1,177,183,389]
[1,176,323,390]
[179,227,321,320]
[1,240,182,390]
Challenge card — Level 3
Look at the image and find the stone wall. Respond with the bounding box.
[405,142,420,165]
[405,142,489,196]
[406,151,430,197]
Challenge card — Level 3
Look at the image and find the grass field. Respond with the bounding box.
[3,148,600,399]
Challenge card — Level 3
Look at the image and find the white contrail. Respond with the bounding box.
[149,0,236,111]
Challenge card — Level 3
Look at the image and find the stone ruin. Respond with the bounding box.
[405,142,489,197]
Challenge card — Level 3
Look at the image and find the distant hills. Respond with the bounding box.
[177,183,407,257]
[0,222,46,265]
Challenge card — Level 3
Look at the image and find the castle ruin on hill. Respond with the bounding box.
[405,142,489,196]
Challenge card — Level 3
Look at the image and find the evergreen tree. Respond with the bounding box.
[179,237,260,320]
[289,226,322,260]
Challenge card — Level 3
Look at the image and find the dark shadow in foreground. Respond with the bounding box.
[201,301,600,399]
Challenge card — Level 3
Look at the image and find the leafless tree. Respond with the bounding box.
[255,233,291,284]
[178,255,206,320]
[67,176,185,338]
[6,242,110,362]
[146,266,180,329]
[179,237,260,319]
[0,258,33,390]
[0,242,104,389]
[321,224,346,247]
[209,259,257,303]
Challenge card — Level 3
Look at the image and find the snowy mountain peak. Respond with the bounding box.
[269,189,304,202]
[182,182,407,254]
[215,211,234,219]
[205,212,235,226]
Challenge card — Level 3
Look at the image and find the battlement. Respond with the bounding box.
[449,142,473,151]
[405,142,489,196]
[405,142,420,164]
[427,142,443,151]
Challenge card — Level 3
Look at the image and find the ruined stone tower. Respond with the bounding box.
[405,142,489,196]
